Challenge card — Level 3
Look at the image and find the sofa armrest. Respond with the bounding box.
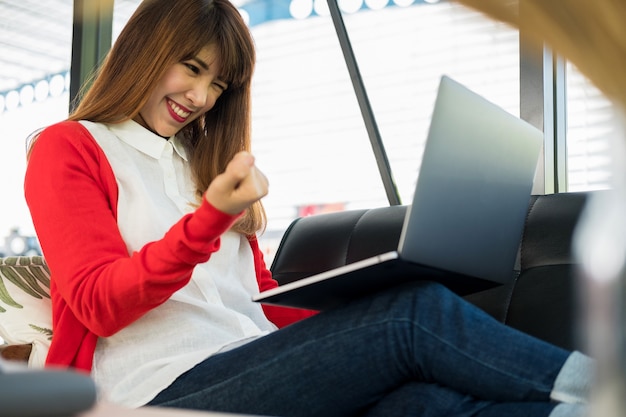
[270,205,407,285]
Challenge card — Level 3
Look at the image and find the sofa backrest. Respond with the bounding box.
[271,204,407,286]
[271,191,595,351]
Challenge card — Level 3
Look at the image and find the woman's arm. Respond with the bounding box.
[25,121,239,337]
[249,237,318,327]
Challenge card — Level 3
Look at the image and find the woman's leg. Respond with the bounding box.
[149,281,591,416]
[363,381,560,417]
[364,381,588,417]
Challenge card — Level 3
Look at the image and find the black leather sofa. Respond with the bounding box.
[0,191,591,364]
[270,191,594,353]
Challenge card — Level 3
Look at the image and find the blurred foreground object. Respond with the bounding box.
[0,356,97,417]
[573,110,626,416]
[453,0,626,107]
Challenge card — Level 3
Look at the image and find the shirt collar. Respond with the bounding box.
[106,119,189,161]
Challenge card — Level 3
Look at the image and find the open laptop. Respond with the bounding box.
[253,75,543,311]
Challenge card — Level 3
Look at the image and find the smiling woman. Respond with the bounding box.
[22,0,279,404]
[57,0,262,235]
[17,1,595,416]
[133,45,229,139]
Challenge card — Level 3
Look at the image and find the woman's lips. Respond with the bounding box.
[167,99,191,122]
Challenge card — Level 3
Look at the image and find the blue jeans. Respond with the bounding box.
[148,281,569,416]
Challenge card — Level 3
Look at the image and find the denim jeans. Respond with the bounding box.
[148,281,571,416]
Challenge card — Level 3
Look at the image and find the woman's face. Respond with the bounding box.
[135,44,229,137]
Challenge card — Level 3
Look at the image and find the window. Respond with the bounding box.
[0,1,73,255]
[566,63,614,191]
[245,1,520,259]
[1,0,610,263]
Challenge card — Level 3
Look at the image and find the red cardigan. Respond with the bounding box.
[24,121,315,372]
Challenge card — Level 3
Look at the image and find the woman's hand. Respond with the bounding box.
[204,151,269,215]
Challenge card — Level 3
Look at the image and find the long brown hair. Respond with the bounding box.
[66,0,264,235]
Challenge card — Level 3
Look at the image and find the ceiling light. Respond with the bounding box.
[20,84,34,106]
[5,90,20,111]
[313,0,330,16]
[340,0,363,13]
[365,0,389,10]
[290,0,313,19]
[50,74,65,97]
[35,80,49,102]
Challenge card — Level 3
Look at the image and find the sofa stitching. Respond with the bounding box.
[344,210,370,265]
[504,195,539,324]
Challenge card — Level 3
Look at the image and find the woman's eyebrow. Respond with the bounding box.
[192,56,210,71]
[190,55,228,86]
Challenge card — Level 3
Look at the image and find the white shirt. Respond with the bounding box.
[81,120,276,407]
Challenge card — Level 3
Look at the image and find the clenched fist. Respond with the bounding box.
[204,151,269,215]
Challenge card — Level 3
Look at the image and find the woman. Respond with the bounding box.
[24,0,592,416]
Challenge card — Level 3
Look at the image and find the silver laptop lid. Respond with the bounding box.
[398,75,542,283]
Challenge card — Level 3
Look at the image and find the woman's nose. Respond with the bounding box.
[186,84,209,108]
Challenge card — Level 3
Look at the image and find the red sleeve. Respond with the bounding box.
[248,237,317,327]
[24,121,240,337]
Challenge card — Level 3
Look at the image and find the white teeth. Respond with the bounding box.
[169,101,190,119]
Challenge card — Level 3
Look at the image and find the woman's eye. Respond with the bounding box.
[185,63,200,74]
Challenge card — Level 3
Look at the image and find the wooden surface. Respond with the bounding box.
[80,403,264,417]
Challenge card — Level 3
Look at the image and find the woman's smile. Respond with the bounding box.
[167,98,192,123]
[134,44,226,137]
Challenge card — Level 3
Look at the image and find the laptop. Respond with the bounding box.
[253,75,543,311]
